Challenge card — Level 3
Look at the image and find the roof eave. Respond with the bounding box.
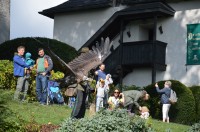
[80,2,175,50]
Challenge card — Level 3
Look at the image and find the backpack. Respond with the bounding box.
[65,83,78,97]
[49,86,64,104]
[48,81,64,104]
[169,89,178,104]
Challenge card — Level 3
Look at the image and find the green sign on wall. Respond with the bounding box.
[187,23,200,65]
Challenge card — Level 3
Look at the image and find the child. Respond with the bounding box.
[140,106,150,119]
[25,52,35,78]
[96,79,106,112]
[104,74,113,108]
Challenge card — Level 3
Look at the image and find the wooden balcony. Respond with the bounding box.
[104,40,167,74]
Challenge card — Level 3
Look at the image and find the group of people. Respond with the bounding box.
[94,64,150,118]
[94,64,173,123]
[13,46,173,123]
[13,46,53,105]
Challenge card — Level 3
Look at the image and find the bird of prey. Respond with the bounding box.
[37,37,113,87]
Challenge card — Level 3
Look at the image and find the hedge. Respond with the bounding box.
[189,86,200,122]
[0,37,78,71]
[144,80,196,125]
[0,37,78,101]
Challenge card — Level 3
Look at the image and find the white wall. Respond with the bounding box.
[53,1,200,87]
[53,7,125,50]
[123,1,200,87]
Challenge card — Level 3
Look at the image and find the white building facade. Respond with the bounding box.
[40,0,200,87]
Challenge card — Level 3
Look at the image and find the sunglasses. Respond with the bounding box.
[114,91,119,93]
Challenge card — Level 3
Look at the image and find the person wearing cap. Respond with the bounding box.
[25,52,35,78]
[120,90,150,115]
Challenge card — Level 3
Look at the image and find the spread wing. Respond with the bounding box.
[32,38,76,76]
[33,37,112,84]
[68,37,113,80]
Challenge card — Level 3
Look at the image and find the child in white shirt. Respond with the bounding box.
[96,79,106,112]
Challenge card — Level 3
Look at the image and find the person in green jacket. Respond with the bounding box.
[120,90,149,114]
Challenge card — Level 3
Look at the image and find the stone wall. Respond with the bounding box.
[0,0,10,44]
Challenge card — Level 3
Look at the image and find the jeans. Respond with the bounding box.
[96,97,104,112]
[36,75,48,104]
[14,76,29,101]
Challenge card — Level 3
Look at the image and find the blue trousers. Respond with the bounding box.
[36,75,48,104]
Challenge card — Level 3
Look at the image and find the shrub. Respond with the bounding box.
[0,90,26,132]
[56,109,153,132]
[144,80,196,125]
[0,37,78,71]
[187,122,200,132]
[0,60,66,102]
[88,79,96,104]
[122,85,142,91]
[0,60,17,90]
[189,86,200,122]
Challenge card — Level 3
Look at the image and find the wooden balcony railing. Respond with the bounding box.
[104,40,167,74]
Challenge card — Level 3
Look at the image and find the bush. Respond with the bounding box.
[56,109,153,132]
[122,85,142,91]
[144,80,196,125]
[0,60,17,90]
[0,37,78,71]
[187,122,200,132]
[0,60,66,102]
[189,86,200,122]
[0,90,26,132]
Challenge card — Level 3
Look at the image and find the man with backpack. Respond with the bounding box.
[35,48,53,105]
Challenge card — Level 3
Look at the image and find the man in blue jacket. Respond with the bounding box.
[13,46,31,101]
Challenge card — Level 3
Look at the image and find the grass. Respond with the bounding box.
[0,90,72,125]
[0,90,191,131]
[8,101,72,125]
[150,119,190,132]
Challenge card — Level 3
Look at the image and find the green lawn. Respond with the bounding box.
[0,90,191,131]
[8,101,72,125]
[150,119,190,132]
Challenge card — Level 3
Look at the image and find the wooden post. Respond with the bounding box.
[152,15,157,84]
[119,20,124,91]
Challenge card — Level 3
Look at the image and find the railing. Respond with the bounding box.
[122,40,167,66]
[104,40,167,73]
[104,46,121,74]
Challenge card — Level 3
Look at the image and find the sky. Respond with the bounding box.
[10,0,67,39]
